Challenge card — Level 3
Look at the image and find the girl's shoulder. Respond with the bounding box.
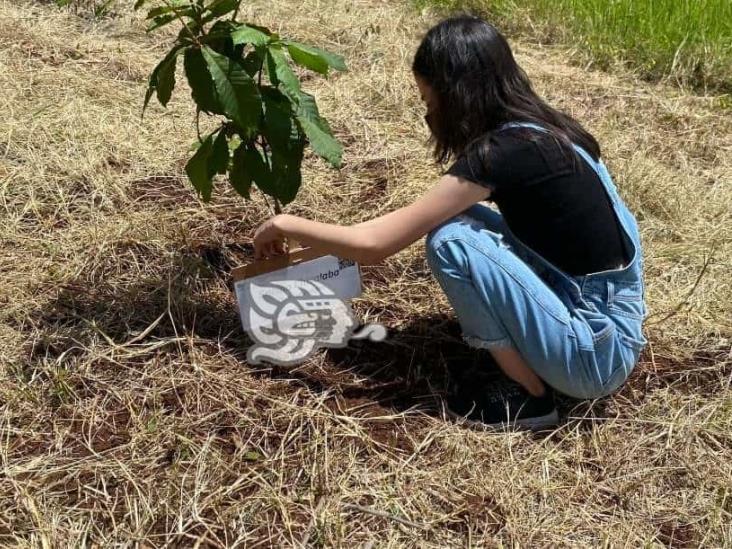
[494,123,582,164]
[486,124,554,158]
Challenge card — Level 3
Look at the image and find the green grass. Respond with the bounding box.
[418,0,732,93]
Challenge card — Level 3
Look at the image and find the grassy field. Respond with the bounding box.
[418,0,732,94]
[1,0,731,546]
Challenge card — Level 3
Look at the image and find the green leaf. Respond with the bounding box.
[177,20,201,43]
[231,24,270,47]
[185,132,215,202]
[184,128,227,202]
[184,47,222,115]
[231,137,304,205]
[269,136,305,205]
[258,88,307,201]
[285,41,347,74]
[210,130,230,176]
[147,14,177,32]
[143,46,182,114]
[265,46,301,100]
[202,21,241,57]
[295,92,342,167]
[259,88,305,204]
[241,48,264,78]
[232,143,275,198]
[261,87,294,153]
[230,143,259,199]
[133,0,148,9]
[205,19,235,38]
[287,44,328,75]
[203,0,237,19]
[145,0,190,20]
[156,51,178,107]
[201,46,261,137]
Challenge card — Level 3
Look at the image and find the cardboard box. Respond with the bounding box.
[233,247,363,331]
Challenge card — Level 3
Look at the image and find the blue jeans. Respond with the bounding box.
[425,125,648,399]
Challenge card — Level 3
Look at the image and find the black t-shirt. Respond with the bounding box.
[446,126,630,276]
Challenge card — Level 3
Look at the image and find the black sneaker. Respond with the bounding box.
[445,373,559,431]
[444,349,501,380]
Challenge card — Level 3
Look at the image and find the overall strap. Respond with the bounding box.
[499,121,548,134]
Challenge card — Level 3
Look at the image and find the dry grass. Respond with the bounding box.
[1,0,730,546]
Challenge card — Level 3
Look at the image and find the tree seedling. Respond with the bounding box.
[137,0,347,213]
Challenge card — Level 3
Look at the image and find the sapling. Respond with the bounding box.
[136,0,347,213]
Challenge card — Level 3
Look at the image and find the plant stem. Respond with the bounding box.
[230,0,241,21]
[260,142,279,216]
[195,109,202,142]
[260,193,276,216]
[160,0,200,45]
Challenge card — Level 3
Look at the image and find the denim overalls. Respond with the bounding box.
[425,121,648,399]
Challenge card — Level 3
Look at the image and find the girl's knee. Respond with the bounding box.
[426,216,473,260]
[425,222,470,275]
[426,205,506,256]
[426,221,505,278]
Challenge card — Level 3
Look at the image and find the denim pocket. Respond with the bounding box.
[600,331,645,394]
[600,360,629,394]
[618,330,646,350]
[607,280,646,320]
[574,321,622,398]
[572,303,644,398]
[574,300,616,351]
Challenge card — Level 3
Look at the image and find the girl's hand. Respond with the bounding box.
[252,214,290,259]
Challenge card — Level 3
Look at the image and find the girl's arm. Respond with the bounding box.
[252,174,492,264]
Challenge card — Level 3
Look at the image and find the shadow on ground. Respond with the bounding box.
[20,243,727,434]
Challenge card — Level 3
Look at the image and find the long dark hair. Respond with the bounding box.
[412,16,601,165]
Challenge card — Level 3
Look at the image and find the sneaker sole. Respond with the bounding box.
[444,407,559,432]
